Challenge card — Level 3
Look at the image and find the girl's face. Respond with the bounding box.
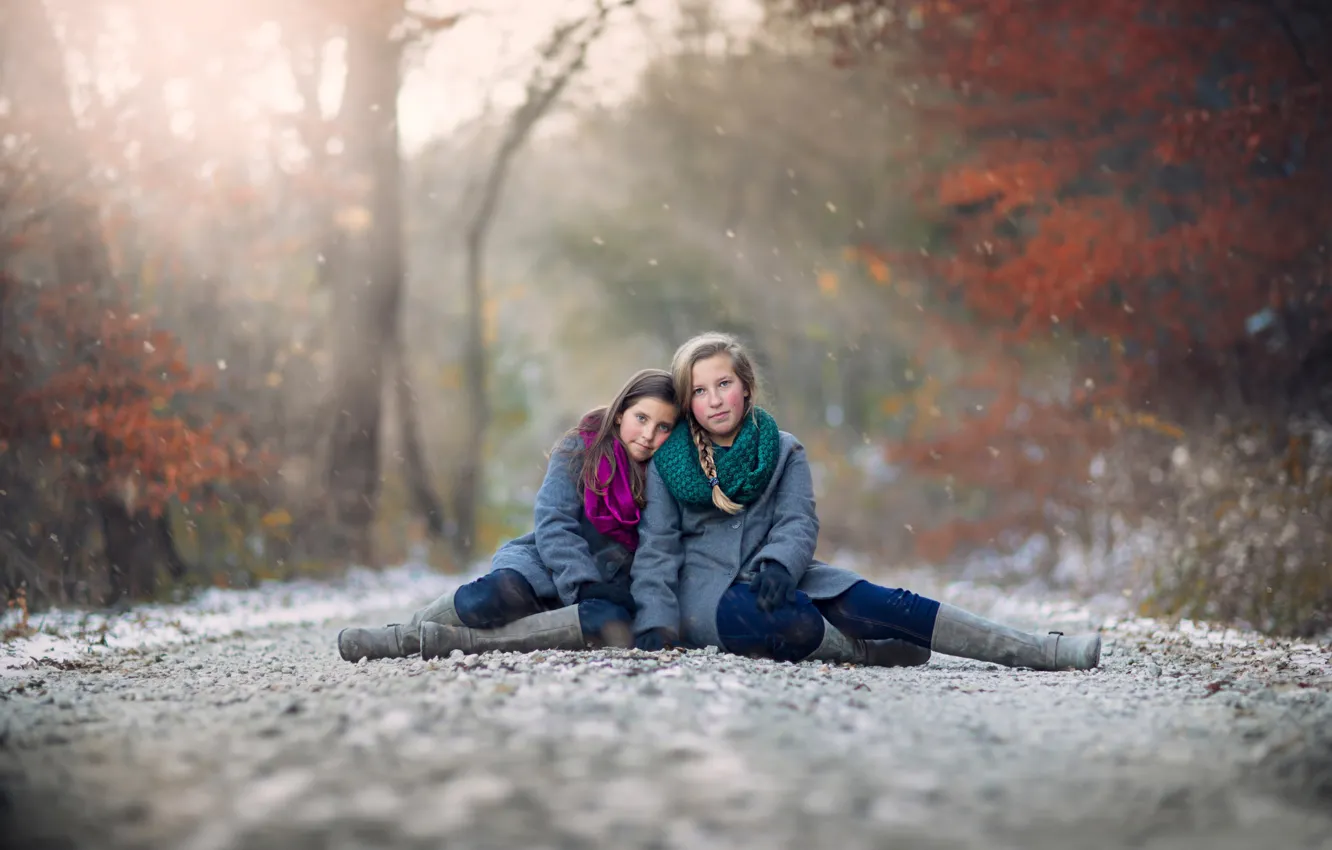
[615,397,678,462]
[689,353,749,446]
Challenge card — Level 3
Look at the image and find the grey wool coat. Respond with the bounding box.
[491,437,634,606]
[630,431,864,649]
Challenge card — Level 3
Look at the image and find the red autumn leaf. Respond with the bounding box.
[787,0,1331,557]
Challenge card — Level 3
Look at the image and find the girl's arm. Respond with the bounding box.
[533,444,603,606]
[629,463,684,641]
[753,442,819,586]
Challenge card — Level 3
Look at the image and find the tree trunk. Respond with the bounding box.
[98,497,187,604]
[449,2,629,562]
[6,0,188,602]
[452,223,490,563]
[391,340,446,537]
[320,2,406,566]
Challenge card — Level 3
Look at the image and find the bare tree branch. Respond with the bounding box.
[1256,0,1317,81]
[404,12,464,35]
[399,4,482,44]
[462,0,638,240]
[450,0,637,559]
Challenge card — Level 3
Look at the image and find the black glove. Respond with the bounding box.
[749,563,798,613]
[634,627,673,651]
[577,581,638,615]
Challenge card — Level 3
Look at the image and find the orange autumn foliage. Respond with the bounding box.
[784,0,1332,556]
[7,281,256,517]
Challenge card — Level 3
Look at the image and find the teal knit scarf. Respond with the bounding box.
[653,407,781,509]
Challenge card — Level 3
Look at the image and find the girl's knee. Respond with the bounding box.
[488,568,536,600]
[781,602,825,648]
[716,585,824,662]
[456,569,542,628]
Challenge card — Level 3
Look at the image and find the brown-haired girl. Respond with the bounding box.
[339,368,678,662]
[630,332,1101,671]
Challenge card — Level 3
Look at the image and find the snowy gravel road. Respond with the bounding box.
[2,575,1331,850]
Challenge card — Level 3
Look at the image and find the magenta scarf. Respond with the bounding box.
[580,430,641,551]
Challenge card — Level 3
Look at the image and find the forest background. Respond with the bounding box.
[2,0,1330,638]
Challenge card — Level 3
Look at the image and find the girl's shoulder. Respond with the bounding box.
[552,432,586,455]
[777,429,805,453]
[548,433,589,476]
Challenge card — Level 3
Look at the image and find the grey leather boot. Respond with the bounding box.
[420,605,586,660]
[804,619,932,667]
[929,602,1101,671]
[864,638,932,667]
[338,590,464,662]
[338,624,410,662]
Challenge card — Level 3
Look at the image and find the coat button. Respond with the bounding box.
[731,520,741,529]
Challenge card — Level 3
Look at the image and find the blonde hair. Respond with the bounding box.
[555,368,677,508]
[669,331,761,515]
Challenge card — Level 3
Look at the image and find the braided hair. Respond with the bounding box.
[670,331,761,516]
[689,417,744,514]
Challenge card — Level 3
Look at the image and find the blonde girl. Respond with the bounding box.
[629,332,1101,671]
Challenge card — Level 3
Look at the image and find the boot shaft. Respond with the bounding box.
[803,619,932,668]
[338,625,410,662]
[337,590,464,662]
[420,605,586,659]
[804,619,867,664]
[863,639,932,668]
[929,603,1101,671]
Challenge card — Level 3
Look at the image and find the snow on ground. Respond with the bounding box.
[6,544,1326,680]
[0,560,480,676]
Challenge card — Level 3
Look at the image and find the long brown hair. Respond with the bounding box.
[669,331,762,515]
[554,368,677,508]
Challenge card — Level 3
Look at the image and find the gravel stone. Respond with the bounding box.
[1,587,1330,850]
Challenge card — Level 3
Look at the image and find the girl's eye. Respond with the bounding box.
[693,388,706,396]
[636,413,647,422]
[658,423,671,432]
[720,379,731,387]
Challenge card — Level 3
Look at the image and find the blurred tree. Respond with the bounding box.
[546,13,933,439]
[0,0,478,600]
[0,0,256,603]
[448,0,637,563]
[774,0,1332,559]
[317,0,408,566]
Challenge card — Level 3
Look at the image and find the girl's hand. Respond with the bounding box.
[577,581,638,615]
[749,563,798,612]
[634,628,674,651]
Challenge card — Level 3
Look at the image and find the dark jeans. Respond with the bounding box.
[454,568,632,646]
[715,579,941,662]
[817,580,940,647]
[716,585,825,662]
